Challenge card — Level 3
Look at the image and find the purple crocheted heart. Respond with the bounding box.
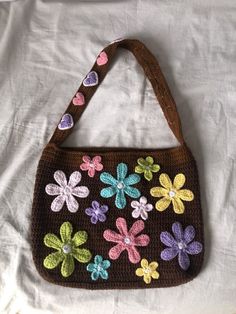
[83,71,99,87]
[58,113,74,130]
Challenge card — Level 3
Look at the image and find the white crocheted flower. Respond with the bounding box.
[45,170,89,213]
[131,196,153,220]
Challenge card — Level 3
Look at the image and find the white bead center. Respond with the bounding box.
[169,190,176,198]
[144,267,150,274]
[89,162,95,168]
[97,264,102,271]
[117,182,124,189]
[62,244,71,254]
[124,237,131,244]
[63,186,72,195]
[178,242,186,250]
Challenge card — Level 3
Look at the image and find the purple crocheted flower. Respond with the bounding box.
[160,222,203,270]
[85,201,109,224]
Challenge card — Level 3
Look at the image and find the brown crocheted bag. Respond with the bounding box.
[31,39,204,289]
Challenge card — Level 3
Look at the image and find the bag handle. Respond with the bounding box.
[49,39,184,146]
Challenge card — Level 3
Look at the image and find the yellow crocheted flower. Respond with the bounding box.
[135,258,159,284]
[150,173,194,214]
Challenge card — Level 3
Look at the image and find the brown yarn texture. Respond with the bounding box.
[31,39,204,289]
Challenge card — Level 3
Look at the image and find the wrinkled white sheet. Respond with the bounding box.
[0,0,236,313]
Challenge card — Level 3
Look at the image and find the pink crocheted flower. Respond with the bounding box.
[103,217,150,264]
[80,155,103,178]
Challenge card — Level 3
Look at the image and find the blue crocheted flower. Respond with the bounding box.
[100,163,141,209]
[87,255,111,281]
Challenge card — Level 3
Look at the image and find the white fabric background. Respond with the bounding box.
[0,0,236,313]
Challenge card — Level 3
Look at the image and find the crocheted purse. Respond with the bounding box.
[31,39,204,289]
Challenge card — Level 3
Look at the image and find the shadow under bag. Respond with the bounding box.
[31,39,204,289]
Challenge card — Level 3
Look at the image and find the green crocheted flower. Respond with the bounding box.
[135,156,160,181]
[43,221,92,278]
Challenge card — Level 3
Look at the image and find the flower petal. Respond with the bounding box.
[97,213,106,222]
[139,196,147,205]
[103,230,124,243]
[155,197,171,211]
[137,158,146,167]
[172,222,184,241]
[45,184,62,195]
[43,252,64,269]
[68,171,81,187]
[145,204,153,212]
[92,156,102,164]
[132,208,141,219]
[151,270,159,279]
[116,217,128,236]
[61,254,74,277]
[115,189,126,209]
[65,194,79,213]
[160,231,177,247]
[80,163,90,171]
[91,270,99,281]
[124,186,141,199]
[123,174,141,186]
[109,243,125,260]
[178,251,190,270]
[73,248,92,263]
[177,189,194,201]
[129,219,144,236]
[146,156,154,165]
[161,247,178,261]
[144,274,151,284]
[185,241,203,255]
[144,170,153,181]
[151,164,160,173]
[141,258,148,268]
[91,215,98,224]
[135,165,144,174]
[95,163,103,171]
[94,255,103,264]
[60,222,73,243]
[140,210,148,220]
[149,261,158,271]
[101,260,111,270]
[173,173,186,190]
[72,230,88,247]
[133,234,150,246]
[88,168,96,177]
[150,187,168,198]
[159,173,172,189]
[72,186,89,198]
[100,172,117,185]
[82,155,91,163]
[100,186,117,198]
[100,205,109,213]
[91,201,100,209]
[85,207,94,216]
[51,195,65,212]
[184,225,196,244]
[172,197,185,214]
[44,233,63,250]
[87,263,96,272]
[135,267,144,276]
[131,200,140,209]
[126,246,141,263]
[117,163,128,181]
[54,170,67,188]
[100,269,109,280]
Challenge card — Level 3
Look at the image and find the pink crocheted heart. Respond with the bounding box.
[97,51,108,66]
[72,92,85,106]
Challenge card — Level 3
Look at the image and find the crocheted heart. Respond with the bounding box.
[58,113,74,130]
[83,71,98,87]
[72,92,85,106]
[97,52,108,66]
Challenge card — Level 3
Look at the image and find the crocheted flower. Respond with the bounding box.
[135,258,159,284]
[103,217,150,264]
[160,222,203,270]
[131,196,153,220]
[80,155,103,178]
[100,163,141,209]
[85,201,109,224]
[150,173,194,214]
[87,255,111,281]
[45,170,89,213]
[43,222,92,277]
[135,156,160,181]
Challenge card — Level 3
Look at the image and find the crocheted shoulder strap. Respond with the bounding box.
[49,39,184,145]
